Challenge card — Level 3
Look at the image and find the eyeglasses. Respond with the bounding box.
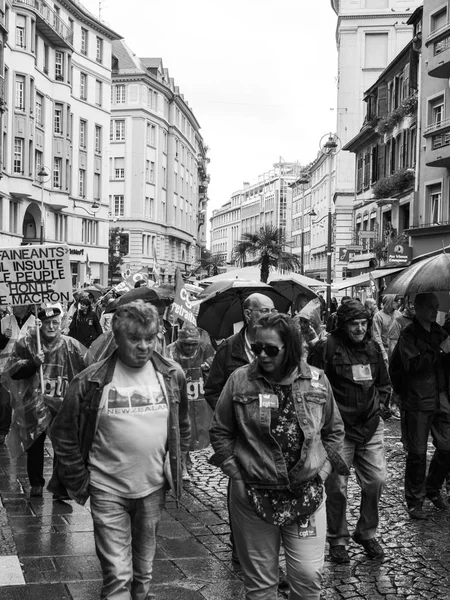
[248,308,278,314]
[250,343,285,357]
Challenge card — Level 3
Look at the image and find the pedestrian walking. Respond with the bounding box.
[49,301,190,600]
[210,313,348,600]
[0,305,36,445]
[68,293,103,348]
[4,305,86,497]
[390,292,450,520]
[168,324,215,479]
[308,299,390,563]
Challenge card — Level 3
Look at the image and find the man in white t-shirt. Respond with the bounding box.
[49,301,190,600]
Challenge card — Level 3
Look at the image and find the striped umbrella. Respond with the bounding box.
[384,253,450,295]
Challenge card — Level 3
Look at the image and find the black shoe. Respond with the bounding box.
[30,485,43,497]
[409,505,428,520]
[329,545,350,564]
[278,567,289,591]
[53,493,70,501]
[352,535,384,559]
[427,492,450,510]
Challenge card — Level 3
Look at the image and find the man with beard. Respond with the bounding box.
[308,300,390,564]
[5,305,86,497]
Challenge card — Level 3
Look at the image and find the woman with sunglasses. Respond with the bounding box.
[210,313,348,600]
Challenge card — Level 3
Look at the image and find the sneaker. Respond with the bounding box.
[30,485,43,497]
[352,535,384,559]
[329,545,350,564]
[408,505,428,520]
[390,407,401,420]
[182,468,191,481]
[278,567,289,591]
[427,492,450,510]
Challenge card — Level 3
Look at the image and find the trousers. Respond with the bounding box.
[230,478,326,600]
[326,419,386,545]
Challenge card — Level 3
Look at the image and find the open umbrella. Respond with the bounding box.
[269,273,318,304]
[196,280,291,339]
[383,253,450,296]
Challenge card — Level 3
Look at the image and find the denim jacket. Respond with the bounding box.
[209,360,348,489]
[48,351,190,505]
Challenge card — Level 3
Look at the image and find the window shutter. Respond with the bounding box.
[378,84,388,117]
[378,144,385,179]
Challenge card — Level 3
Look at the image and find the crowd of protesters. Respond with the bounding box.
[0,281,449,600]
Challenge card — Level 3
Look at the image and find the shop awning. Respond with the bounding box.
[333,266,405,291]
[346,260,372,271]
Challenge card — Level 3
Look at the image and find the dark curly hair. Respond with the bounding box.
[255,312,303,378]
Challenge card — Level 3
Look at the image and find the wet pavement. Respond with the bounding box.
[0,418,450,599]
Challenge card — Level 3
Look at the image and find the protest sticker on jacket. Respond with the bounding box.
[172,268,200,326]
[0,244,71,307]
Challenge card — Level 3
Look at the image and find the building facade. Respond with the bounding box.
[0,0,121,286]
[209,161,302,266]
[330,0,421,282]
[110,41,209,285]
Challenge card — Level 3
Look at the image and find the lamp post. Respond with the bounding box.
[73,197,101,216]
[319,133,340,318]
[297,172,311,276]
[37,166,51,245]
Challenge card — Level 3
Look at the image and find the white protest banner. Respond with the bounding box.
[0,244,72,307]
[172,268,199,326]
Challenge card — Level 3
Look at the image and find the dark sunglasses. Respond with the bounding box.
[250,343,285,357]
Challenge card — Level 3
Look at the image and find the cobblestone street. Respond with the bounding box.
[1,418,450,598]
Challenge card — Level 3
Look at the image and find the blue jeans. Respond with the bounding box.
[230,478,326,600]
[326,419,386,546]
[90,485,165,600]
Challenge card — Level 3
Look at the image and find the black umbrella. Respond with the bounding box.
[196,280,291,339]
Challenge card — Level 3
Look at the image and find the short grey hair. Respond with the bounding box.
[112,300,159,338]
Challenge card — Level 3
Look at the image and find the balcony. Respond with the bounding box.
[407,220,450,236]
[13,0,73,48]
[428,33,450,78]
[424,118,450,167]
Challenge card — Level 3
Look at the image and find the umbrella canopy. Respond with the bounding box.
[196,280,291,339]
[201,266,324,288]
[269,274,317,304]
[383,253,450,296]
[78,285,106,299]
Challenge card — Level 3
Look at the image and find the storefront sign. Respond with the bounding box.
[387,243,412,265]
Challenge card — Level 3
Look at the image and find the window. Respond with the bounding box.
[94,173,100,200]
[35,150,43,178]
[95,80,102,106]
[16,15,25,48]
[81,28,88,55]
[53,157,61,187]
[115,84,125,104]
[44,44,49,74]
[54,104,63,134]
[144,197,154,218]
[114,157,124,179]
[150,124,156,146]
[96,37,103,63]
[95,125,101,153]
[79,168,85,196]
[13,138,24,173]
[15,75,25,110]
[428,184,442,224]
[55,51,63,80]
[81,219,98,245]
[364,33,388,69]
[431,8,447,33]
[36,93,43,125]
[53,4,60,28]
[430,97,444,126]
[10,201,19,234]
[110,119,125,141]
[80,72,86,100]
[113,195,124,216]
[55,213,68,242]
[150,161,155,183]
[79,119,86,148]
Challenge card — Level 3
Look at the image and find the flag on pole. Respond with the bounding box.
[172,268,199,326]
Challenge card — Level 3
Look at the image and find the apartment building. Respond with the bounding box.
[209,162,302,266]
[110,40,209,285]
[412,2,450,256]
[330,0,421,281]
[0,0,121,286]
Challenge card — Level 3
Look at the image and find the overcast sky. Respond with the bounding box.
[82,0,338,216]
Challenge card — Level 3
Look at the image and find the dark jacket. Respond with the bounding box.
[204,327,249,410]
[390,318,450,412]
[209,360,349,488]
[308,329,390,444]
[68,309,102,348]
[48,350,190,505]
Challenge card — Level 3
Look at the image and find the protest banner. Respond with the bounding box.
[0,244,72,307]
[172,268,199,326]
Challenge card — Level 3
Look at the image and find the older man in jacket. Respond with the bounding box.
[49,301,190,600]
[308,300,390,564]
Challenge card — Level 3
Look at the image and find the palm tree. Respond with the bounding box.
[232,225,302,283]
[193,248,225,278]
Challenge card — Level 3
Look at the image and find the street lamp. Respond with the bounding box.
[73,197,101,216]
[38,166,51,244]
[319,133,341,317]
